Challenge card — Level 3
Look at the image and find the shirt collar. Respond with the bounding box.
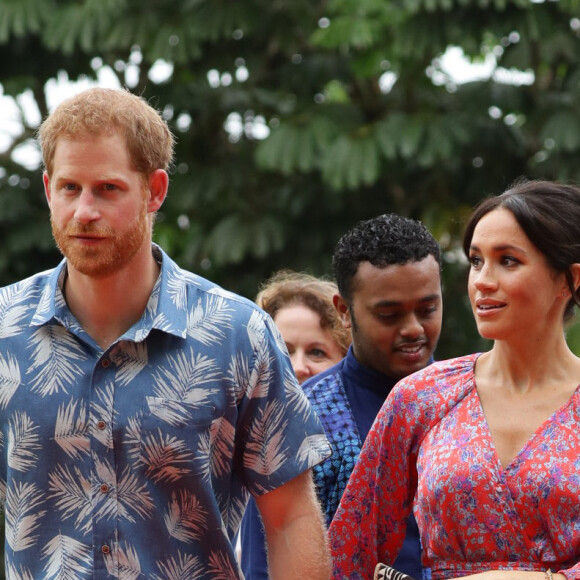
[342,346,399,396]
[342,345,435,396]
[30,244,189,340]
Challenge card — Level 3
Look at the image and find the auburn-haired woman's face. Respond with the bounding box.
[274,305,344,384]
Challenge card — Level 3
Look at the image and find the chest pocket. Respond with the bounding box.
[139,397,216,483]
[144,396,215,428]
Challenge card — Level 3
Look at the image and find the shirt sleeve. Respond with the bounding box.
[329,377,424,579]
[238,310,331,496]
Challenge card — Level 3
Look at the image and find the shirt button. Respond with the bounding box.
[97,420,106,430]
[100,484,110,493]
[101,359,110,368]
[101,545,110,554]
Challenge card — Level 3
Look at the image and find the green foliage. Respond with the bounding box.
[2,0,580,369]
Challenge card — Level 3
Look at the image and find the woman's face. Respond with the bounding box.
[274,304,344,384]
[467,208,567,342]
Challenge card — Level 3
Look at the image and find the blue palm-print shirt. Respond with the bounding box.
[0,244,331,579]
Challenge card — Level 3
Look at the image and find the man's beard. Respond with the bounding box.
[51,204,149,278]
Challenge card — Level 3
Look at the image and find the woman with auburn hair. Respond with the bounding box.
[255,270,350,384]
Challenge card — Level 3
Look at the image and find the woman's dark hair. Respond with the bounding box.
[463,179,580,320]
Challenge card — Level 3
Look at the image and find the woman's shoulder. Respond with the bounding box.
[393,353,480,404]
[403,353,478,384]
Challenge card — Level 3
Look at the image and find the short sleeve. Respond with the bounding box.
[237,311,331,496]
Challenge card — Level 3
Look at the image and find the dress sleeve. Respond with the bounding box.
[329,376,426,580]
[559,562,580,580]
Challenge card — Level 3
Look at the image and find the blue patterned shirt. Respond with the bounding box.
[0,245,331,579]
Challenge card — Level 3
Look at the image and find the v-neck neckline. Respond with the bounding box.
[471,376,580,472]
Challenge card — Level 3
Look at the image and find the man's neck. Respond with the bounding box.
[63,249,160,350]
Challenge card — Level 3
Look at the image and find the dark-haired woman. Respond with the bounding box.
[329,180,580,580]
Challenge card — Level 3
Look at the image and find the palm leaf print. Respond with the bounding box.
[152,350,220,424]
[5,481,46,552]
[248,346,274,400]
[33,280,54,320]
[92,457,118,522]
[208,549,240,579]
[110,341,149,387]
[116,464,154,522]
[152,550,204,580]
[54,401,89,458]
[124,416,142,462]
[167,271,188,310]
[221,494,247,537]
[297,434,331,465]
[284,368,312,417]
[243,401,289,476]
[104,541,141,580]
[163,489,208,543]
[0,282,35,338]
[0,351,21,409]
[246,310,266,353]
[187,294,233,345]
[208,417,235,479]
[7,411,41,472]
[5,561,34,580]
[141,428,193,483]
[93,458,154,524]
[27,326,87,397]
[262,314,287,354]
[193,430,212,483]
[42,534,92,579]
[227,354,251,404]
[48,464,92,534]
[145,276,162,318]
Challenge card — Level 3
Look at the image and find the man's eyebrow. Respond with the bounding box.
[374,294,441,308]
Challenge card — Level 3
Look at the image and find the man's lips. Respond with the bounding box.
[394,341,427,356]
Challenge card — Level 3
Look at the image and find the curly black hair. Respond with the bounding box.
[332,213,441,303]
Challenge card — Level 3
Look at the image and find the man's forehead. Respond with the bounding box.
[354,256,441,283]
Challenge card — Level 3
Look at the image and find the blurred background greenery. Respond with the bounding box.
[3,0,580,361]
[3,0,580,574]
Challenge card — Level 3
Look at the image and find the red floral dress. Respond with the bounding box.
[329,354,580,580]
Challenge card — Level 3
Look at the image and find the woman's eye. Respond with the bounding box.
[501,256,519,266]
[309,349,328,359]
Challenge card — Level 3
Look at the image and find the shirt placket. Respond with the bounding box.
[90,353,119,577]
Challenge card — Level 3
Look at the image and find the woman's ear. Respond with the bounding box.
[570,263,580,296]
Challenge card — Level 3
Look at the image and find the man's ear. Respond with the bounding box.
[146,169,169,213]
[43,172,52,205]
[333,294,352,330]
